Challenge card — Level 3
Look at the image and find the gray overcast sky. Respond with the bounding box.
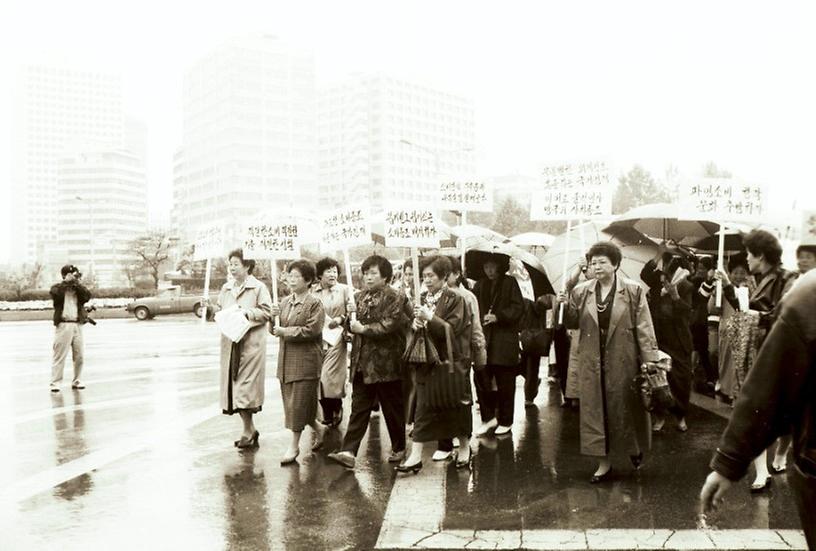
[2,0,815,262]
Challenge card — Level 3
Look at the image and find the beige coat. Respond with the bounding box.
[565,276,659,458]
[217,276,273,412]
[312,283,355,398]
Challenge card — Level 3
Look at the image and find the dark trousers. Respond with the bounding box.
[341,373,405,455]
[553,326,571,397]
[521,352,541,401]
[319,398,342,422]
[474,365,516,426]
[789,463,816,550]
[691,323,717,384]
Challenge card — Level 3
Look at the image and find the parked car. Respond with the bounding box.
[125,286,207,320]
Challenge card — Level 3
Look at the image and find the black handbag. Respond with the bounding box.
[628,287,676,413]
[423,323,471,411]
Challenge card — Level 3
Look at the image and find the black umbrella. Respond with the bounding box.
[465,239,554,297]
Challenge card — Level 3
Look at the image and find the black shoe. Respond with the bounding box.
[395,461,423,474]
[590,468,613,484]
[770,464,787,474]
[630,452,643,470]
[455,452,472,470]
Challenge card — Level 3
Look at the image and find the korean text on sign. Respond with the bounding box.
[242,223,300,259]
[530,161,613,221]
[193,224,225,261]
[320,205,371,252]
[383,206,441,248]
[678,178,766,221]
[438,180,493,212]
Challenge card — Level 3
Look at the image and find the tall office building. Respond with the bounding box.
[53,148,148,287]
[172,34,317,242]
[11,64,124,264]
[318,74,476,211]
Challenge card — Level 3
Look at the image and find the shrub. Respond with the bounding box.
[0,287,156,302]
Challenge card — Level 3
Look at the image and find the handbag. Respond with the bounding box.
[628,287,676,412]
[423,323,472,411]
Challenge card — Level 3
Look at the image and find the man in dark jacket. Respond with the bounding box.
[472,254,524,437]
[701,269,816,549]
[50,264,92,392]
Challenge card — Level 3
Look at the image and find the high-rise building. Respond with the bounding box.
[51,148,147,287]
[11,64,124,264]
[172,34,317,243]
[318,74,476,211]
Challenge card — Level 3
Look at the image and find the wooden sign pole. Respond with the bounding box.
[201,257,212,325]
[558,219,573,325]
[270,259,280,325]
[342,248,357,322]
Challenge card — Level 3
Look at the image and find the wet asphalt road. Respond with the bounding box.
[0,316,803,550]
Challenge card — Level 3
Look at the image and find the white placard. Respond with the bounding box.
[193,224,225,261]
[801,210,816,246]
[383,204,441,248]
[242,221,301,260]
[678,178,766,221]
[438,178,493,212]
[530,161,613,221]
[320,205,371,252]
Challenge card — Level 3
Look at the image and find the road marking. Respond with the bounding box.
[690,391,733,420]
[11,384,220,424]
[13,364,219,392]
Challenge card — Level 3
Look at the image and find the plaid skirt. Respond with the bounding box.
[281,379,318,432]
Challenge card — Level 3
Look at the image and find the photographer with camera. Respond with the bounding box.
[49,264,92,392]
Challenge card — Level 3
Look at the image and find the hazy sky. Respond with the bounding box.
[2,0,815,263]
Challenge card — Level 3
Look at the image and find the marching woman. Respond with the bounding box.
[271,259,326,465]
[557,241,660,483]
[398,256,474,473]
[312,257,356,427]
[216,249,273,449]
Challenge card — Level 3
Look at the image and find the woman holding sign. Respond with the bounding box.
[557,241,660,483]
[312,257,356,427]
[215,249,273,450]
[271,259,326,465]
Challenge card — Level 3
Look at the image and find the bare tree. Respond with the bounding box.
[126,232,176,289]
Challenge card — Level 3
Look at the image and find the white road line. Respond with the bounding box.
[11,384,220,424]
[690,391,733,420]
[13,365,219,392]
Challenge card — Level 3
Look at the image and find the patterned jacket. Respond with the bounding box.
[350,285,408,384]
[275,292,325,383]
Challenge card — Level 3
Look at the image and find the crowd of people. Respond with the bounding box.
[202,227,814,543]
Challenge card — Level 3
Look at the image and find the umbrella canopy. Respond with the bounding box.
[370,211,455,248]
[542,220,661,291]
[449,224,508,244]
[603,203,721,243]
[681,223,751,253]
[510,232,556,248]
[465,238,554,298]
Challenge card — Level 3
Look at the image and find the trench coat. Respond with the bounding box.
[472,274,524,367]
[565,276,660,458]
[312,283,356,398]
[275,292,325,383]
[217,276,273,413]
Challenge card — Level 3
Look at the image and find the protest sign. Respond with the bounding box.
[383,205,441,249]
[193,224,225,261]
[319,205,371,252]
[530,161,613,221]
[438,179,493,213]
[678,178,766,221]
[801,210,816,246]
[242,221,301,260]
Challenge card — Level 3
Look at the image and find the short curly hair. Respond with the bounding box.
[228,248,256,275]
[743,229,782,265]
[586,241,622,268]
[419,255,453,281]
[287,259,317,284]
[360,254,393,282]
[315,257,341,278]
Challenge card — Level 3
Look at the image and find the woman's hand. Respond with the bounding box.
[414,305,433,322]
[328,316,342,329]
[349,320,365,334]
[483,312,498,326]
[555,291,569,305]
[700,471,732,514]
[663,280,680,300]
[714,269,731,287]
[270,304,281,317]
[411,318,425,331]
[271,326,287,337]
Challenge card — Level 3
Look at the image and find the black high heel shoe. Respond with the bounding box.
[395,461,423,474]
[630,452,643,470]
[455,452,472,470]
[236,430,260,449]
[590,468,613,484]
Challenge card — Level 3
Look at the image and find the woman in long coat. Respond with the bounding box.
[312,257,356,427]
[271,259,326,465]
[217,249,273,449]
[559,241,660,483]
[398,256,474,473]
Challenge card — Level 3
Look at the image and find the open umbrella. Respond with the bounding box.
[542,220,662,290]
[465,238,554,298]
[603,203,720,243]
[510,232,556,248]
[681,223,750,253]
